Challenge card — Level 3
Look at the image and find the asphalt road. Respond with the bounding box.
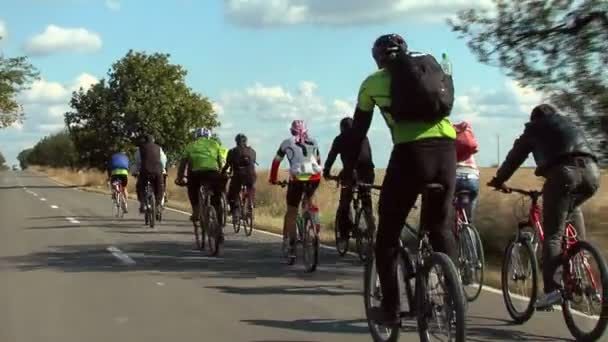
[0,170,601,341]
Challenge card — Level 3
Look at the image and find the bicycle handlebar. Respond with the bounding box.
[325,174,382,191]
[496,186,543,198]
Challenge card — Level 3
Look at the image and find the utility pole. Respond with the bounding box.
[496,134,500,167]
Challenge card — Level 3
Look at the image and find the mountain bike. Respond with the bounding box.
[232,184,254,236]
[364,183,466,342]
[143,180,156,228]
[497,186,608,341]
[453,190,485,302]
[275,180,321,273]
[110,179,127,218]
[192,184,222,256]
[327,175,380,262]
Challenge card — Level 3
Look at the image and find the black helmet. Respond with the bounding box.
[530,104,557,121]
[372,34,407,67]
[235,133,247,145]
[339,117,353,133]
[142,134,155,144]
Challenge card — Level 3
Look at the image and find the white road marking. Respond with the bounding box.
[107,246,136,265]
[32,193,38,197]
[156,282,165,286]
[50,205,59,209]
[66,217,80,224]
[40,198,47,201]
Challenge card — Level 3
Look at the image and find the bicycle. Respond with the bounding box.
[192,184,222,256]
[327,175,380,262]
[364,183,466,342]
[110,179,127,218]
[497,186,608,341]
[232,184,254,236]
[453,190,485,302]
[275,180,321,273]
[143,180,156,228]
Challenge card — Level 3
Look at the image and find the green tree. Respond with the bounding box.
[0,38,39,128]
[26,131,78,168]
[17,148,32,169]
[449,1,608,160]
[65,50,219,169]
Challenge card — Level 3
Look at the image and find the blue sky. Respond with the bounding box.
[0,0,540,168]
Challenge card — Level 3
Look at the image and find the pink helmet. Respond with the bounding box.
[290,120,308,143]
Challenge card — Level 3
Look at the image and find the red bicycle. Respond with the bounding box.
[232,184,254,237]
[498,186,607,341]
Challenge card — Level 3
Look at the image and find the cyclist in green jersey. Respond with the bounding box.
[176,128,226,234]
[345,34,458,325]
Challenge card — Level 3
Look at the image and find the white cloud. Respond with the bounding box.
[0,20,7,40]
[72,73,99,92]
[21,73,98,105]
[225,0,494,27]
[105,0,121,10]
[24,25,102,56]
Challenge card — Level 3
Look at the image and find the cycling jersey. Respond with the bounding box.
[270,136,322,182]
[185,138,223,172]
[357,69,456,144]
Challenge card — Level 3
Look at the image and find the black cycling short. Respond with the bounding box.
[286,180,320,207]
[110,174,128,187]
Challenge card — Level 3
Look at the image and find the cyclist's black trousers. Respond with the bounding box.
[227,174,256,212]
[136,172,164,205]
[375,138,458,316]
[542,156,600,292]
[337,168,374,233]
[187,170,223,219]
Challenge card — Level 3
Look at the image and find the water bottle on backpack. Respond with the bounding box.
[441,53,452,76]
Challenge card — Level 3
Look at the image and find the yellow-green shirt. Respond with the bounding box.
[356,69,456,144]
[185,138,223,172]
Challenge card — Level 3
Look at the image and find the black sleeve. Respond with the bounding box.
[495,125,534,183]
[346,107,374,170]
[323,137,340,173]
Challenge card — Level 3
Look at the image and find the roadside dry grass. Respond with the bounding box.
[33,165,608,288]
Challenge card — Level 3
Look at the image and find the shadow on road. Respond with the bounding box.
[209,284,360,297]
[0,239,362,283]
[242,318,369,335]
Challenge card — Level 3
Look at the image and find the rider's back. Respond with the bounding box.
[279,136,322,179]
[186,138,221,172]
[139,143,162,174]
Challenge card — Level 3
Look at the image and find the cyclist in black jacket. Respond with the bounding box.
[488,104,600,309]
[323,117,375,240]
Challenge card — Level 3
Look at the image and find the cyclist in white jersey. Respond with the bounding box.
[269,120,322,257]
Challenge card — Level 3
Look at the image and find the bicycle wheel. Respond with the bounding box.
[147,193,156,228]
[416,252,466,342]
[501,236,538,324]
[119,192,127,217]
[112,192,121,218]
[205,205,220,257]
[243,196,254,237]
[458,224,485,302]
[334,208,350,257]
[562,240,608,341]
[355,208,375,262]
[220,192,228,228]
[302,215,319,272]
[364,252,403,342]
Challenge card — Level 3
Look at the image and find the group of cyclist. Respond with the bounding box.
[106,33,602,336]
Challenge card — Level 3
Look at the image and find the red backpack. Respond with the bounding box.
[454,122,478,162]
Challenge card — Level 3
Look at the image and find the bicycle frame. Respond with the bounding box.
[512,188,600,297]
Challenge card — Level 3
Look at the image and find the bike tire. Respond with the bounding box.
[194,192,205,250]
[364,252,401,342]
[562,240,608,341]
[416,252,466,342]
[302,215,319,272]
[244,197,254,237]
[460,224,485,302]
[355,208,375,262]
[118,193,127,218]
[334,211,349,257]
[501,236,538,324]
[148,194,156,228]
[205,205,220,257]
[232,202,241,234]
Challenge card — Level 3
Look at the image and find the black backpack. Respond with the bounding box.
[234,146,254,168]
[387,52,454,123]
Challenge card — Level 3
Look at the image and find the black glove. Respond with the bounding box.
[487,177,510,192]
[322,169,331,180]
